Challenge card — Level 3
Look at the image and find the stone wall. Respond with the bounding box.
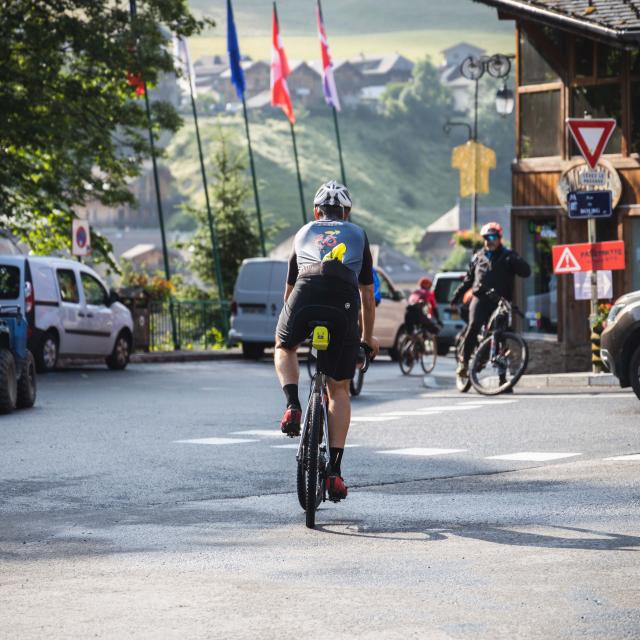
[526,338,591,374]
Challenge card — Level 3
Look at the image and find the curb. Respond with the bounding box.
[423,372,618,390]
[130,349,243,364]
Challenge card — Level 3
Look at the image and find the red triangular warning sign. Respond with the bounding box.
[554,246,582,274]
[566,118,616,169]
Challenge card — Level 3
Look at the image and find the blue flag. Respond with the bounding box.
[227,0,245,99]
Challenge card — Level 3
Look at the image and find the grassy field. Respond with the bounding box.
[162,111,512,255]
[189,0,511,36]
[188,29,515,65]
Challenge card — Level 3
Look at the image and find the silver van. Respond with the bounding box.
[229,258,408,359]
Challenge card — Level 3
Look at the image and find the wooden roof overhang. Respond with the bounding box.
[474,0,640,48]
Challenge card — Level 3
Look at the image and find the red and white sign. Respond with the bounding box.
[72,219,90,257]
[566,118,616,169]
[552,240,625,274]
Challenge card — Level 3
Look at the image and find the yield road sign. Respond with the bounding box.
[552,240,625,274]
[566,118,616,169]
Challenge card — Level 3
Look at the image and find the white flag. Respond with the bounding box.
[173,34,197,98]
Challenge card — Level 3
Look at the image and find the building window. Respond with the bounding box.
[520,90,562,158]
[519,28,564,85]
[575,37,594,78]
[520,219,558,334]
[597,44,623,79]
[572,84,622,153]
[631,83,640,153]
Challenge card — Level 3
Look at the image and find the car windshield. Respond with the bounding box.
[0,265,20,299]
[434,276,463,305]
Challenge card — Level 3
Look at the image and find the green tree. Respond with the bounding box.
[381,56,454,127]
[0,0,209,264]
[188,131,259,298]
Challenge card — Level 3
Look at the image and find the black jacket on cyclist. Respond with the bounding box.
[452,245,531,304]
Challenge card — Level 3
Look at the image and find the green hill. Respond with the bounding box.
[163,109,512,255]
[187,0,514,62]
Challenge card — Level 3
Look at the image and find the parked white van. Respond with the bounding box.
[0,256,134,372]
[229,258,407,359]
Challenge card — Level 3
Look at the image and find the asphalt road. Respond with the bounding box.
[1,356,639,639]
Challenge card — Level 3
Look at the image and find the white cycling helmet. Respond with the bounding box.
[313,180,352,209]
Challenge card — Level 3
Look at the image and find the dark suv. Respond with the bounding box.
[600,290,640,399]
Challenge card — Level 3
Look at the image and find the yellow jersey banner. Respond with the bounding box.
[451,141,496,197]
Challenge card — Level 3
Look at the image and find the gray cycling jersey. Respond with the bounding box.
[294,219,367,276]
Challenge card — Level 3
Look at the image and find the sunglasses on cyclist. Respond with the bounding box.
[483,233,499,241]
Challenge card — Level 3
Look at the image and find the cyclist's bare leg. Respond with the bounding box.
[274,340,299,387]
[326,378,350,448]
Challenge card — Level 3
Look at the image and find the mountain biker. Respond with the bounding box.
[404,276,442,336]
[451,222,531,378]
[274,180,380,501]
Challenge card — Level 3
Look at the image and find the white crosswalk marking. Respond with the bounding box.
[603,453,640,461]
[272,443,361,450]
[175,437,258,445]
[378,447,467,457]
[486,452,582,462]
[232,430,283,438]
[350,416,401,423]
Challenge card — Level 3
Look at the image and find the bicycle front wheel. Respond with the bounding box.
[350,368,365,396]
[470,332,528,395]
[398,336,415,375]
[420,335,437,374]
[305,390,324,529]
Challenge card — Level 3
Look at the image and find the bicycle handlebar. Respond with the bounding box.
[358,342,374,374]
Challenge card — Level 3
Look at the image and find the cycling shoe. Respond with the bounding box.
[326,475,348,502]
[280,407,301,437]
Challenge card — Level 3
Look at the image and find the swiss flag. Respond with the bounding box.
[271,4,295,124]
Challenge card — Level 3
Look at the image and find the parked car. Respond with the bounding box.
[0,256,134,372]
[600,289,640,399]
[433,271,466,355]
[228,258,407,359]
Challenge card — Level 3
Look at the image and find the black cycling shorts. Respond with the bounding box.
[276,274,360,381]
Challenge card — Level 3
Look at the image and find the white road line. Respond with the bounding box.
[271,443,361,450]
[486,452,582,462]
[350,416,401,423]
[174,437,258,445]
[232,430,283,438]
[380,411,443,417]
[604,453,640,461]
[378,447,467,457]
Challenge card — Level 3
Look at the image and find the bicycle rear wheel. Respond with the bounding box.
[305,390,324,528]
[420,335,437,374]
[398,336,415,375]
[470,331,528,395]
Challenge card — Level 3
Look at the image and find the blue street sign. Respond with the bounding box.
[567,190,613,219]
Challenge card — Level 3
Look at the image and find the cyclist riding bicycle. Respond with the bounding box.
[404,276,442,336]
[274,180,380,502]
[451,222,531,378]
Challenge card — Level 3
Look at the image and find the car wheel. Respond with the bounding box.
[242,342,265,360]
[0,349,17,414]
[17,351,36,409]
[106,331,131,370]
[630,346,640,401]
[36,330,58,373]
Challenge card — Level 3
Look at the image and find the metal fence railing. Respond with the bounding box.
[145,300,228,352]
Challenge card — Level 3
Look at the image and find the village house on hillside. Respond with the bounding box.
[439,43,487,112]
[474,0,640,371]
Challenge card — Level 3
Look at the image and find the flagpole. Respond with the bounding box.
[130,0,179,351]
[332,106,347,186]
[290,122,306,225]
[242,97,267,256]
[182,50,229,334]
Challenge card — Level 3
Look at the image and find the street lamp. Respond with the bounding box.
[444,53,514,231]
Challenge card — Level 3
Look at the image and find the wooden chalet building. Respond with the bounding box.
[475,0,640,370]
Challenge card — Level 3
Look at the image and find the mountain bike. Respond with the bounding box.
[398,326,437,375]
[454,292,528,395]
[299,323,371,529]
[469,296,528,395]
